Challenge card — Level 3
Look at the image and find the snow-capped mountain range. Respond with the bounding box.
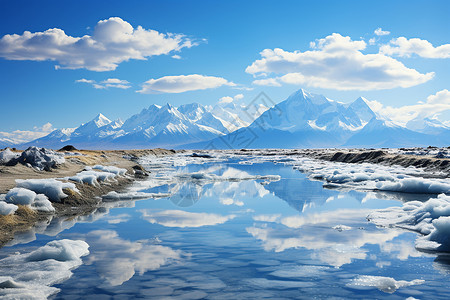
[18,99,269,150]
[14,88,450,150]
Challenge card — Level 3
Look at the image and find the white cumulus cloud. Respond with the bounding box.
[137,74,235,94]
[218,93,244,104]
[380,37,450,58]
[0,17,196,71]
[374,28,390,36]
[246,33,434,91]
[365,89,450,124]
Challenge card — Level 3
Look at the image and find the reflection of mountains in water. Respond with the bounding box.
[262,178,335,212]
[144,182,210,208]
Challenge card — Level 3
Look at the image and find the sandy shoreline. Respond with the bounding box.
[0,148,175,246]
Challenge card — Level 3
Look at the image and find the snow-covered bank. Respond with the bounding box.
[0,147,176,247]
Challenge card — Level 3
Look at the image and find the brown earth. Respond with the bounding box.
[0,148,175,246]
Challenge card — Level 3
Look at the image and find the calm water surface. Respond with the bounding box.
[3,157,450,299]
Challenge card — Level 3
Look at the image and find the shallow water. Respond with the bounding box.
[3,156,450,299]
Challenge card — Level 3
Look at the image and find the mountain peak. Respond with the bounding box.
[92,113,112,128]
[148,104,162,109]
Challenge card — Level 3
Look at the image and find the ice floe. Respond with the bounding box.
[346,275,424,293]
[368,194,450,252]
[0,239,89,299]
[141,210,236,228]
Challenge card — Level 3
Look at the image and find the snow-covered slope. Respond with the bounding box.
[19,101,259,150]
[184,89,448,149]
[16,88,449,150]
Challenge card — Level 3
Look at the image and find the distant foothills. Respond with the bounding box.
[4,89,450,150]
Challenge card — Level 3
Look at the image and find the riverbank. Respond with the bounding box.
[0,148,175,246]
[227,148,450,177]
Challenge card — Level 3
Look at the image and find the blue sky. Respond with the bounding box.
[1,0,450,139]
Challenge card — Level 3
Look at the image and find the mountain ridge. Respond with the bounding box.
[14,88,449,150]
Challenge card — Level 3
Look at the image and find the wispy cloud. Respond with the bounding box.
[380,37,450,58]
[0,17,197,71]
[137,74,235,94]
[246,33,433,91]
[76,78,131,89]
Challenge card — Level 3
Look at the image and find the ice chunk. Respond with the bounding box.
[0,148,20,164]
[92,165,127,175]
[5,187,36,205]
[68,170,117,186]
[0,239,89,299]
[347,275,424,293]
[0,201,18,215]
[375,178,450,194]
[27,239,89,262]
[16,179,78,202]
[31,194,55,213]
[368,194,450,252]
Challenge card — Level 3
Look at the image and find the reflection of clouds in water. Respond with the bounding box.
[380,240,426,261]
[106,213,131,224]
[248,209,404,267]
[6,200,136,247]
[84,230,184,286]
[207,179,270,207]
[141,209,236,228]
[168,166,273,208]
[220,198,244,206]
